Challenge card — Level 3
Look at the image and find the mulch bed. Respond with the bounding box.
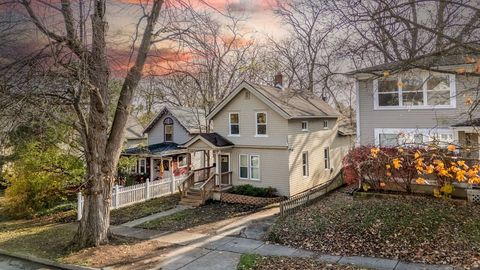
[267,188,480,268]
[138,201,262,233]
[239,256,367,270]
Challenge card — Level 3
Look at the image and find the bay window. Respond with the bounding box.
[374,73,455,109]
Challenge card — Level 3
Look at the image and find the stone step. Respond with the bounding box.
[186,190,202,197]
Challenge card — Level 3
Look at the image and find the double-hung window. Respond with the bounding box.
[164,117,174,142]
[239,154,260,180]
[229,113,239,136]
[323,120,329,129]
[256,112,267,136]
[239,154,249,179]
[302,152,309,176]
[374,73,455,109]
[324,147,330,169]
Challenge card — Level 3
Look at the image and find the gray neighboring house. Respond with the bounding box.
[124,115,147,149]
[123,106,208,182]
[183,79,354,198]
[351,52,480,158]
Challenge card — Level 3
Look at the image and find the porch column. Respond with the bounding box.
[150,157,154,182]
[215,151,220,186]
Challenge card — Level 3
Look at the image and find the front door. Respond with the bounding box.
[220,154,230,185]
[162,159,171,179]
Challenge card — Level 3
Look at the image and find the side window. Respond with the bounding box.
[324,147,330,169]
[256,112,267,136]
[301,121,308,131]
[139,158,146,174]
[229,113,239,135]
[177,155,187,168]
[302,152,309,176]
[323,120,328,129]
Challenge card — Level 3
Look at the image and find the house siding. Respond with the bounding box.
[358,74,479,145]
[287,119,350,196]
[211,89,289,147]
[229,148,290,196]
[148,113,192,145]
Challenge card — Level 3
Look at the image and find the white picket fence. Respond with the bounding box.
[77,175,188,220]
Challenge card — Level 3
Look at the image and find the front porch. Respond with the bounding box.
[179,133,235,206]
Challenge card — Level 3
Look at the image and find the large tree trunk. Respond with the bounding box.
[75,0,164,247]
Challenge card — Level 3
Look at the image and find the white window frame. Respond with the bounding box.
[374,128,454,147]
[302,151,309,177]
[250,154,261,181]
[255,112,268,137]
[301,121,309,131]
[373,72,456,110]
[239,154,249,179]
[324,147,330,170]
[229,112,240,137]
[323,120,329,129]
[177,155,188,168]
[139,158,147,174]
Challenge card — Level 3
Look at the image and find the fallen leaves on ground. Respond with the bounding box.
[267,189,480,269]
[240,255,367,270]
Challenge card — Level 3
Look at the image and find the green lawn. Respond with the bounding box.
[267,190,480,268]
[237,254,367,270]
[110,194,180,225]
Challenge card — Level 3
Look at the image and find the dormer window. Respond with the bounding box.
[164,117,174,142]
[374,73,455,109]
[229,113,239,136]
[256,112,267,136]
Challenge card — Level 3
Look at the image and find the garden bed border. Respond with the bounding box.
[219,192,284,206]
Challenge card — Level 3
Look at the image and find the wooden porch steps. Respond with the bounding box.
[179,183,205,207]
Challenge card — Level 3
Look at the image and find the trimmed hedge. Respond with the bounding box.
[229,184,277,198]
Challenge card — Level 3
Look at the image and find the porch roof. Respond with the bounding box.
[123,142,187,157]
[183,133,234,150]
[452,118,480,128]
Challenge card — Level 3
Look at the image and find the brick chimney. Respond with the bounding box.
[274,73,283,89]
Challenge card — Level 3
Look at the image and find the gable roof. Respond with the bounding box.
[183,133,234,149]
[144,106,207,134]
[207,81,341,121]
[125,115,146,140]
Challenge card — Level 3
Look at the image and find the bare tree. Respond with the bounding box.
[0,0,166,247]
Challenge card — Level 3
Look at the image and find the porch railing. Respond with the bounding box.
[200,173,216,203]
[193,165,215,183]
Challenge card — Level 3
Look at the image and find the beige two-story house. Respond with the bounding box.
[183,80,354,199]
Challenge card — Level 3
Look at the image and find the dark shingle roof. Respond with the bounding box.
[250,83,341,118]
[123,142,182,155]
[197,133,234,147]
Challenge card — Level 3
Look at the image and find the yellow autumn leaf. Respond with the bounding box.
[447,144,456,151]
[383,71,390,77]
[416,177,426,184]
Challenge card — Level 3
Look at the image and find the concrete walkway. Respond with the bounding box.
[121,205,192,228]
[111,207,454,270]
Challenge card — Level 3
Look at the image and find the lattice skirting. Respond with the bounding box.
[467,189,480,204]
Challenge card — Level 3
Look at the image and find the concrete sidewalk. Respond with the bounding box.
[110,206,454,270]
[121,205,192,228]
